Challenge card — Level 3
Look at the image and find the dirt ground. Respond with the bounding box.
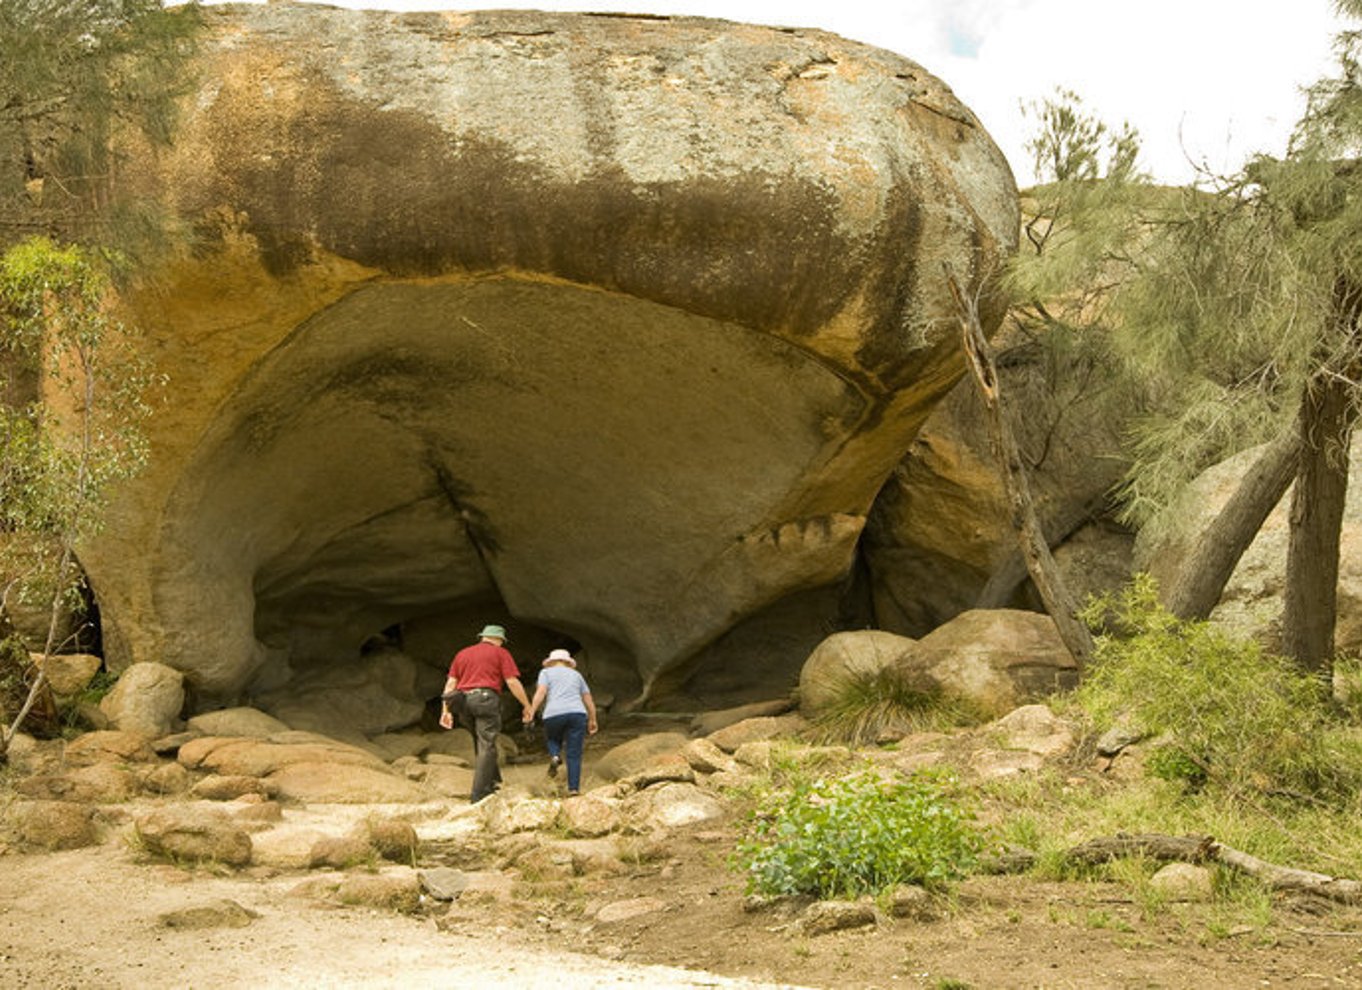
[3,718,1362,989]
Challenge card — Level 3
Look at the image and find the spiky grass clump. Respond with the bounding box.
[812,666,989,746]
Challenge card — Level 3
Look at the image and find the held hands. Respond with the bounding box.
[521,706,535,724]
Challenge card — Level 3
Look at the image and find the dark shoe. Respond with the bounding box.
[548,754,561,778]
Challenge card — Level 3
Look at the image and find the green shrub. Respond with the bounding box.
[1077,575,1359,801]
[736,769,980,898]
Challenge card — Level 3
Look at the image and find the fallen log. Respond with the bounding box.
[991,832,1362,905]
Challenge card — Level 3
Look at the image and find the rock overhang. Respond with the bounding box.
[81,4,1019,710]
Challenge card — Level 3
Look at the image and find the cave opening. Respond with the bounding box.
[152,274,870,733]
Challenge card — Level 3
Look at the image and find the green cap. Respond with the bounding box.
[478,624,508,641]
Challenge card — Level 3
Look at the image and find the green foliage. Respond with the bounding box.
[1076,576,1360,801]
[1,236,158,748]
[811,666,988,746]
[736,768,980,899]
[0,0,201,247]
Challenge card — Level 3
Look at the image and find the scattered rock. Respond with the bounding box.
[680,737,741,775]
[593,733,689,782]
[800,899,878,935]
[595,896,668,924]
[266,762,427,804]
[336,870,422,913]
[623,782,725,830]
[968,749,1045,779]
[888,884,937,920]
[731,741,774,770]
[141,762,193,795]
[99,662,185,737]
[251,826,333,869]
[418,867,469,901]
[309,834,375,869]
[707,714,806,754]
[157,899,260,930]
[1150,863,1214,902]
[9,800,98,850]
[135,806,252,866]
[17,764,138,804]
[617,755,696,791]
[557,793,622,837]
[420,764,474,799]
[988,704,1075,758]
[190,774,277,801]
[689,699,796,737]
[482,795,560,835]
[64,730,157,766]
[35,652,102,698]
[186,707,292,738]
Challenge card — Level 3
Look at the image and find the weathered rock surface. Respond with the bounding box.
[593,733,690,781]
[135,806,253,866]
[157,899,260,930]
[34,653,102,698]
[797,630,916,719]
[99,663,184,737]
[77,4,1017,715]
[186,707,291,738]
[899,609,1079,716]
[8,800,99,850]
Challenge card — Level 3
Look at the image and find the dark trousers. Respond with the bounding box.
[463,687,503,802]
[542,711,589,792]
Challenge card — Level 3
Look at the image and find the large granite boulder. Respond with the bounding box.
[77,5,1017,713]
[899,609,1079,715]
[98,662,184,737]
[1135,433,1362,655]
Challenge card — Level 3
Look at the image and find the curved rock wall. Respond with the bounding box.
[81,5,1017,708]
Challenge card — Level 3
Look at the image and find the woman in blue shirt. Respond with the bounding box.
[524,648,598,796]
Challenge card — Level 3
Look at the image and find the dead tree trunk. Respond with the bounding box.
[1163,428,1300,620]
[946,268,1095,671]
[990,832,1362,905]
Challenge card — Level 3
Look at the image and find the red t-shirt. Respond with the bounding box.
[449,641,520,693]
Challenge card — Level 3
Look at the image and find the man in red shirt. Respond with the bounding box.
[439,623,532,803]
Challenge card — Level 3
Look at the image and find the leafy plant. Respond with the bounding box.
[736,768,981,899]
[1,237,159,758]
[1077,575,1360,801]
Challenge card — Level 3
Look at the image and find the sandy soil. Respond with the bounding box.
[3,717,1362,989]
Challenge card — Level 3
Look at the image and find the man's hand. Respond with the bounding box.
[521,706,534,724]
[439,709,453,730]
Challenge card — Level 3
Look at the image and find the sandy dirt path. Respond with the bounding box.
[0,847,803,989]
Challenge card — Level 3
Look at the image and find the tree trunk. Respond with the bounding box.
[1281,275,1362,676]
[1163,428,1300,620]
[946,269,1095,671]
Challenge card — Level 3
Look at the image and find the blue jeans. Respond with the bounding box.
[463,688,504,802]
[542,711,588,792]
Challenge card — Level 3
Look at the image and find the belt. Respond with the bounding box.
[467,687,498,696]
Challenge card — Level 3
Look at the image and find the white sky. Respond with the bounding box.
[233,0,1346,186]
